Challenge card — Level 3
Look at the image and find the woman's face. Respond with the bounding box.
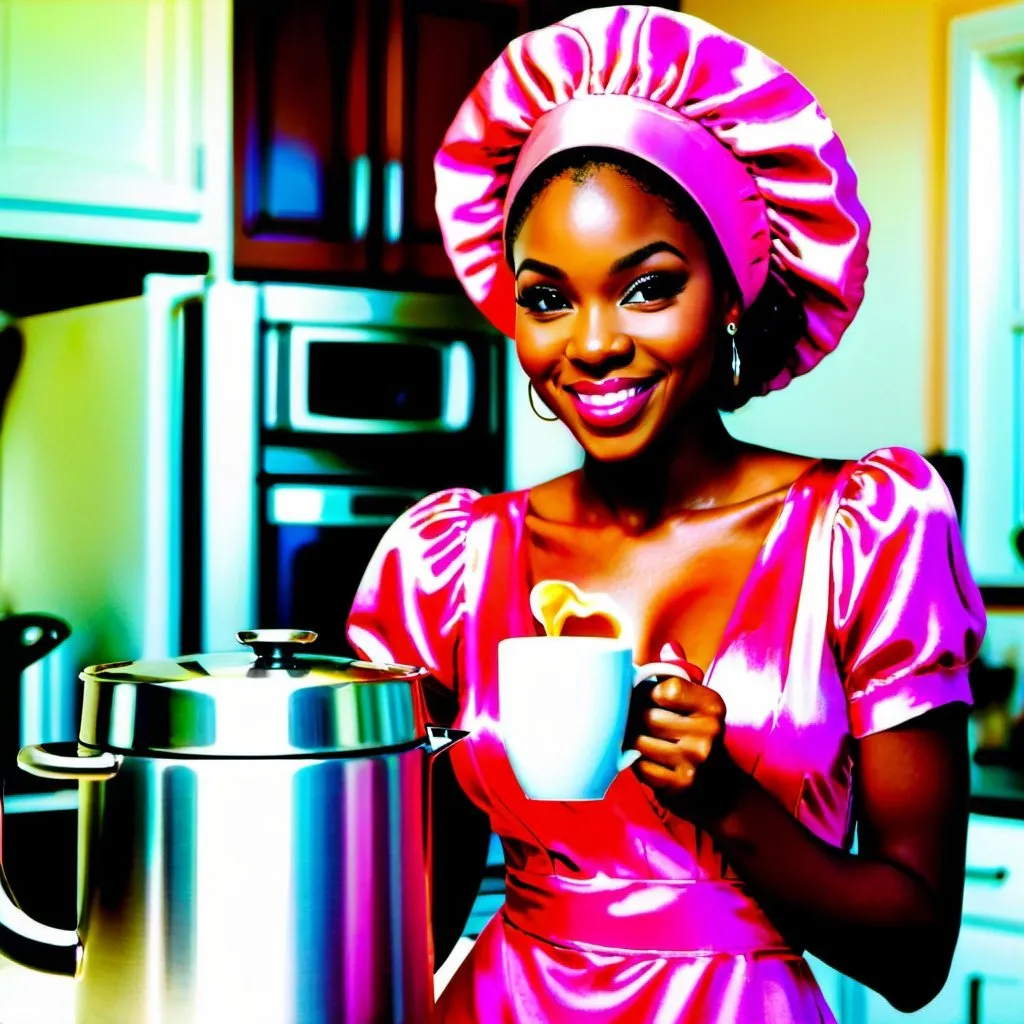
[511,166,738,462]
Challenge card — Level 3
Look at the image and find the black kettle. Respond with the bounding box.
[0,613,72,793]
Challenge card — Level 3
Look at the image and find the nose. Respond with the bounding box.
[564,307,635,371]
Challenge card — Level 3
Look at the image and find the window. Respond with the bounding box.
[947,3,1024,584]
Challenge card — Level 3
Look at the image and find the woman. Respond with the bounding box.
[347,7,986,1022]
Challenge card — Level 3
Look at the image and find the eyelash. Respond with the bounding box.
[515,285,568,314]
[622,271,685,305]
[515,271,685,314]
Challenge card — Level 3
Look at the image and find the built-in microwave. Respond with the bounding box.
[260,284,500,440]
[265,327,477,435]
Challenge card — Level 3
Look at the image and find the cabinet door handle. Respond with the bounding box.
[351,155,371,241]
[383,159,404,243]
[965,866,1009,884]
[968,974,982,1024]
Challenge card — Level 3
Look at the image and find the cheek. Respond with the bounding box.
[514,314,563,379]
[629,304,718,370]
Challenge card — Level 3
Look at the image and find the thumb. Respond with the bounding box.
[657,639,705,685]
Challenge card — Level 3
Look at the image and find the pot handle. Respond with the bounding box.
[0,614,71,673]
[18,742,122,781]
[426,725,469,757]
[0,780,82,976]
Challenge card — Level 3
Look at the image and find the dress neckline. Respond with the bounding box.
[510,458,828,682]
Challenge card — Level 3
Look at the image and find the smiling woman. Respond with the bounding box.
[505,149,811,465]
[505,148,808,419]
[345,7,987,1024]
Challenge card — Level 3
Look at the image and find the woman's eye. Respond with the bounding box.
[622,272,684,306]
[515,285,571,314]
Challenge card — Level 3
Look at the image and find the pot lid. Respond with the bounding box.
[78,630,432,757]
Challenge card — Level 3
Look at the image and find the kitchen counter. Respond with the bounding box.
[0,955,74,1024]
[970,761,1024,819]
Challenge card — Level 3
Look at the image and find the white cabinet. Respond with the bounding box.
[848,814,1024,1024]
[862,924,1024,1024]
[0,0,230,269]
[814,814,1024,1024]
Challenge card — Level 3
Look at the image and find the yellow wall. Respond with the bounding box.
[684,0,1011,459]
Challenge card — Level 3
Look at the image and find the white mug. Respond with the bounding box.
[497,635,692,801]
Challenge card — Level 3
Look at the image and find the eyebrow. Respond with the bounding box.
[514,258,565,281]
[514,241,688,281]
[609,241,688,275]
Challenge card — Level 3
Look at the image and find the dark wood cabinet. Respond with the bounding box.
[233,0,678,287]
[378,0,525,283]
[234,0,528,288]
[234,0,376,278]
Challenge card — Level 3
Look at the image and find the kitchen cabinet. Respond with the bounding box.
[234,0,676,287]
[831,814,1024,1024]
[0,0,230,270]
[234,0,527,287]
[861,924,1024,1024]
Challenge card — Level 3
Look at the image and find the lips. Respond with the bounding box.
[564,377,659,429]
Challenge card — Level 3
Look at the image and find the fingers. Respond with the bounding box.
[629,682,729,801]
[649,678,726,719]
[634,758,692,788]
[634,731,715,767]
[642,706,721,743]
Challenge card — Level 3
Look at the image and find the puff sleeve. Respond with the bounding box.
[830,448,986,739]
[345,488,480,693]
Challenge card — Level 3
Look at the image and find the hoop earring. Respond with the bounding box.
[528,381,559,422]
[726,322,740,388]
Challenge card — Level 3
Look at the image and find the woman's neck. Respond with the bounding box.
[579,404,747,530]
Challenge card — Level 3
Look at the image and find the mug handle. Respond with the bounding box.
[618,662,699,771]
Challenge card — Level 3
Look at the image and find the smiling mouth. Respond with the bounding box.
[565,379,659,429]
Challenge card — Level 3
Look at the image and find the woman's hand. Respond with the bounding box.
[631,662,743,819]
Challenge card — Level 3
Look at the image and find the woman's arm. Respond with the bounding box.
[636,682,970,1012]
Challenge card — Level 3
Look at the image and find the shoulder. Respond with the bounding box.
[382,486,527,574]
[733,448,821,498]
[397,487,483,534]
[834,447,957,522]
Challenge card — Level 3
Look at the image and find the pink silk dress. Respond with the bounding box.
[346,447,986,1023]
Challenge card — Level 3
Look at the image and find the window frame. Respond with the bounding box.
[947,2,1024,585]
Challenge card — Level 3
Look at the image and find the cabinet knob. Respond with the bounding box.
[351,155,371,241]
[965,866,1009,884]
[968,974,981,1024]
[383,159,404,244]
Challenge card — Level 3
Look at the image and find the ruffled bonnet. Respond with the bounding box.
[434,5,870,394]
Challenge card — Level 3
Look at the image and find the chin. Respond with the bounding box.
[573,423,662,463]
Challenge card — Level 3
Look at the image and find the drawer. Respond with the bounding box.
[962,815,1024,928]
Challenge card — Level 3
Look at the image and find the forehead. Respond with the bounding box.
[512,165,702,265]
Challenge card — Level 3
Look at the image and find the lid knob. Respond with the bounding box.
[237,629,317,668]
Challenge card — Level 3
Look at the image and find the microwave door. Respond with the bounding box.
[262,483,428,655]
[266,326,476,435]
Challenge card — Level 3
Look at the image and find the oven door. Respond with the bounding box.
[265,325,478,435]
[259,482,430,656]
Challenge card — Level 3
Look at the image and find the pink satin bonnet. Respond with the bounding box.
[434,5,872,395]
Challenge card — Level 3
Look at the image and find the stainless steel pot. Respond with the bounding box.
[0,629,467,1024]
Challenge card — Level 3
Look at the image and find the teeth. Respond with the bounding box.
[575,386,643,408]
